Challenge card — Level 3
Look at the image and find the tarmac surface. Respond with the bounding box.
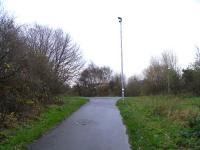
[28,97,131,150]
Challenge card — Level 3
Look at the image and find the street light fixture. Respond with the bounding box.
[118,17,124,101]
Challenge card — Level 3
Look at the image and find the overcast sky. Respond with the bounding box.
[4,0,200,77]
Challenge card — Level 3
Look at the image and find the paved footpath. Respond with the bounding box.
[28,97,131,150]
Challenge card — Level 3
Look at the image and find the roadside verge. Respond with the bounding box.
[0,97,88,150]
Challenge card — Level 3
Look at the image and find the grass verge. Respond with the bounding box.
[117,96,200,149]
[0,97,88,150]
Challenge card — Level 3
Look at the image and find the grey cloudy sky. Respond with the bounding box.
[4,0,200,77]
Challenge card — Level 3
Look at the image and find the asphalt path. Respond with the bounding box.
[28,97,131,150]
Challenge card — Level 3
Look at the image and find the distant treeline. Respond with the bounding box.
[73,50,200,97]
[125,50,200,96]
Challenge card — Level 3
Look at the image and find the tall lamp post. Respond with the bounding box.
[118,17,124,101]
[167,67,170,94]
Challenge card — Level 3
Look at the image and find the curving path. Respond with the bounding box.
[28,97,131,150]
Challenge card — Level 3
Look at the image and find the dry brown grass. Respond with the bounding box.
[150,96,199,125]
[170,109,197,125]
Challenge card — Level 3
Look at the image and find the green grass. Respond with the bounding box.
[0,97,88,150]
[117,96,200,150]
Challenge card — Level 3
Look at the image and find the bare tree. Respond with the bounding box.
[109,73,121,96]
[77,63,113,96]
[194,46,200,68]
[161,50,178,71]
[126,75,142,96]
[142,51,181,94]
[26,25,84,83]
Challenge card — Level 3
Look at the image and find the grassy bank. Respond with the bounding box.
[0,97,88,150]
[117,96,200,149]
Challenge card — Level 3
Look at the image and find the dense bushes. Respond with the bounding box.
[0,11,84,126]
